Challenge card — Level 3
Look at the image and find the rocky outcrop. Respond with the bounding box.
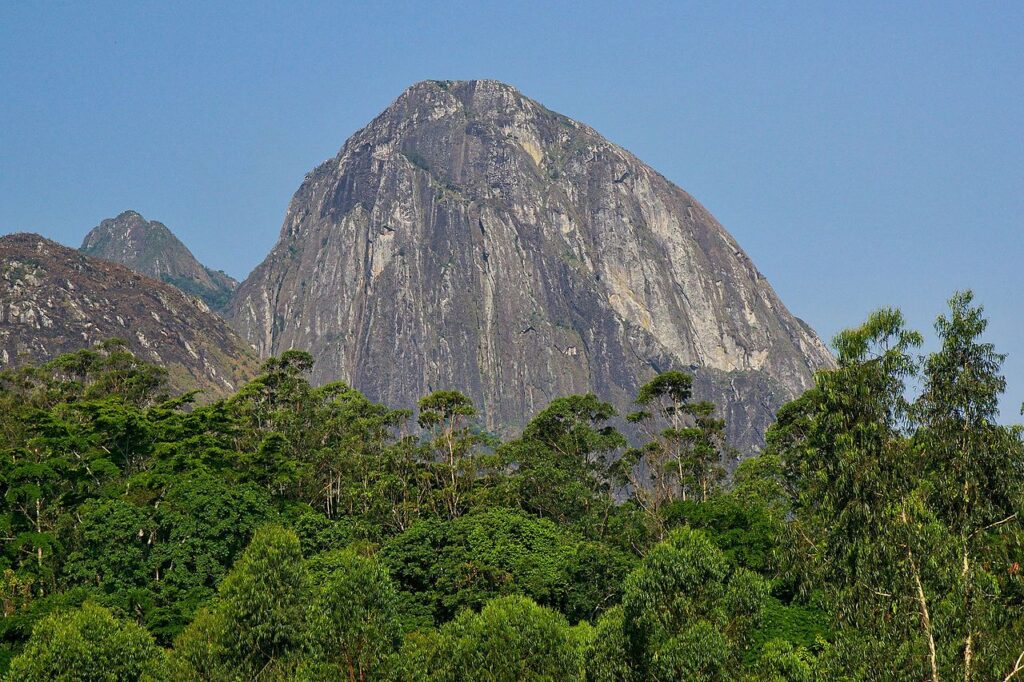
[82,210,237,310]
[1,233,257,397]
[229,80,834,455]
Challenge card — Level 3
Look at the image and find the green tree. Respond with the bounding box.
[304,549,402,681]
[382,509,575,624]
[503,394,624,535]
[584,606,632,682]
[6,601,165,682]
[621,527,768,680]
[781,308,937,674]
[781,300,1024,680]
[746,639,815,682]
[616,372,728,537]
[774,301,1024,675]
[382,508,628,625]
[913,291,1024,679]
[61,498,154,624]
[145,473,276,639]
[171,525,307,679]
[424,595,585,682]
[0,343,167,589]
[164,607,232,681]
[417,390,487,520]
[662,493,782,579]
[218,525,307,674]
[226,350,318,496]
[300,382,411,526]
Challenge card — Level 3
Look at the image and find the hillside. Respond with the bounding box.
[1,232,256,396]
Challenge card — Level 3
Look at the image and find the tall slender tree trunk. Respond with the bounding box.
[961,425,973,682]
[903,507,940,682]
[35,499,43,568]
[963,541,973,682]
[911,559,940,682]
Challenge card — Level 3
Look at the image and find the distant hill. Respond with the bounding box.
[1,233,257,397]
[229,80,835,455]
[81,210,237,310]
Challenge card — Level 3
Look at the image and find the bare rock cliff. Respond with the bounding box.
[229,80,834,453]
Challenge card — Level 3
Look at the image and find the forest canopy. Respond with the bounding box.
[0,292,1021,680]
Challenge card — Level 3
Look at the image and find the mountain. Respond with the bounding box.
[81,210,237,310]
[229,80,835,454]
[1,233,257,397]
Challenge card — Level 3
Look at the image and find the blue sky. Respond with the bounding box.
[2,1,1021,416]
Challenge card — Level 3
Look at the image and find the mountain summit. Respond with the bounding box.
[81,210,237,310]
[229,80,834,453]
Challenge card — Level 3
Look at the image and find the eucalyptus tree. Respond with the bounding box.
[304,549,402,682]
[226,350,318,496]
[502,394,625,534]
[615,371,728,536]
[6,602,166,682]
[169,525,308,680]
[780,308,934,675]
[402,595,586,682]
[302,381,410,523]
[782,298,1024,680]
[417,390,489,520]
[620,527,769,680]
[913,291,1024,680]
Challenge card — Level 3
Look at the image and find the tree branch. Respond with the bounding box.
[969,513,1018,539]
[1004,650,1024,682]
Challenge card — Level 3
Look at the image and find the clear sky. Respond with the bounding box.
[2,1,1022,417]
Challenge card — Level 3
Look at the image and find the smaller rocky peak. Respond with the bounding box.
[82,211,174,256]
[113,209,146,224]
[110,209,145,225]
[80,211,237,311]
[1,231,44,247]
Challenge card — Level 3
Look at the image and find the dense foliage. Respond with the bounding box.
[1,292,1021,680]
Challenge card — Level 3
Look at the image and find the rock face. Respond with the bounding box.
[229,80,834,454]
[1,233,257,397]
[81,210,237,310]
